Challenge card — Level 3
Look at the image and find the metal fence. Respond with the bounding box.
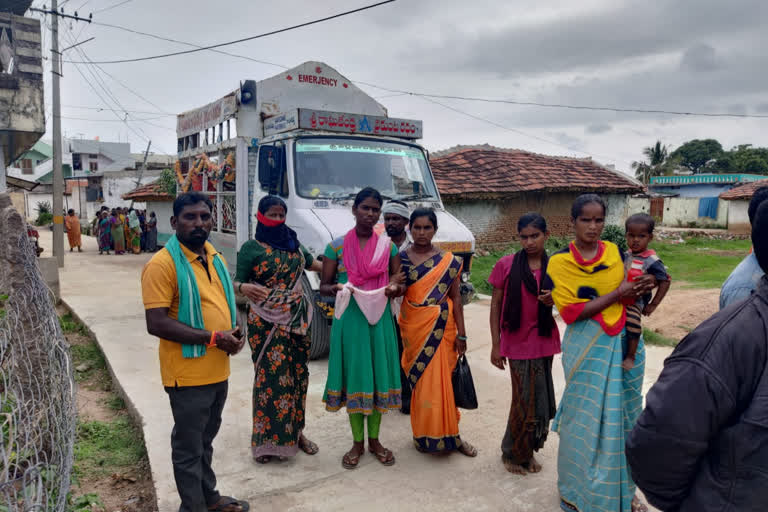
[0,199,76,511]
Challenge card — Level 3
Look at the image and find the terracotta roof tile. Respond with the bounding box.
[430,147,643,198]
[122,179,174,201]
[719,179,768,200]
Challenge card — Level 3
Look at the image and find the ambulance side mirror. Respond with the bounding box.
[258,144,286,196]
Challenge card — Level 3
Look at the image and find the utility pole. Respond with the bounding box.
[130,140,151,208]
[30,4,91,267]
[50,0,64,267]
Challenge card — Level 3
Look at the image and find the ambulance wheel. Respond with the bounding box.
[303,275,330,360]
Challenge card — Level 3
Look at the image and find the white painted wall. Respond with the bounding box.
[25,192,53,220]
[67,139,134,172]
[626,196,651,216]
[151,200,174,246]
[24,191,92,220]
[604,194,629,226]
[726,200,750,233]
[660,197,728,228]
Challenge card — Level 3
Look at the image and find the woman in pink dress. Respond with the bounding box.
[488,212,561,475]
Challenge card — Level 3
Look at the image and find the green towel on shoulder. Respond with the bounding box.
[164,235,236,358]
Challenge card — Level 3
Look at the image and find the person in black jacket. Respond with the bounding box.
[626,200,768,512]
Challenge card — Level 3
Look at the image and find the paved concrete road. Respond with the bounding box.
[41,232,665,512]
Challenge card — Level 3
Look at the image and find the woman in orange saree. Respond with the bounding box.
[398,208,477,457]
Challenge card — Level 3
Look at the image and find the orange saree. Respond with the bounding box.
[399,250,463,452]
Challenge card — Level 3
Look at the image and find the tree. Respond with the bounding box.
[632,141,669,184]
[711,144,768,175]
[670,139,723,174]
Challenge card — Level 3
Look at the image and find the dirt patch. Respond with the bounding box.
[59,305,158,512]
[643,285,720,341]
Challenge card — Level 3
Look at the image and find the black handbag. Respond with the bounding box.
[452,354,478,410]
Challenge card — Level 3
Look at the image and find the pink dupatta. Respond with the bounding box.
[335,229,393,324]
[343,228,391,290]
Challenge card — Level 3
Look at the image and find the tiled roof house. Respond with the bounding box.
[122,179,174,202]
[429,145,644,245]
[718,178,768,233]
[122,179,175,246]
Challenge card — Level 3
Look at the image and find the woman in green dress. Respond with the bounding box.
[109,209,126,254]
[321,187,405,469]
[234,195,323,463]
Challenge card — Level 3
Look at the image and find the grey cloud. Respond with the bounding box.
[680,44,720,72]
[727,104,747,115]
[552,132,585,149]
[586,123,612,134]
[480,45,768,130]
[408,0,768,75]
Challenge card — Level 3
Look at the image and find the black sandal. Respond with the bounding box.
[299,436,319,455]
[208,496,250,512]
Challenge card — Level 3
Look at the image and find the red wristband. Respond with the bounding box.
[207,331,217,348]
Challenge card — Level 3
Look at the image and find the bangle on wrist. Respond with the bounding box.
[457,335,468,341]
[238,282,243,294]
[207,331,217,348]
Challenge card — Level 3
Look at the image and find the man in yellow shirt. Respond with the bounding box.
[142,192,249,512]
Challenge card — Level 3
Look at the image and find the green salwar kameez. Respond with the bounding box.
[322,236,402,439]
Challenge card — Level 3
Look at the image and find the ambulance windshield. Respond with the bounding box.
[294,137,439,201]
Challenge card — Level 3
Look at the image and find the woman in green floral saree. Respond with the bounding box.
[234,196,323,463]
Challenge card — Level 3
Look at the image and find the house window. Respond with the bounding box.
[72,153,82,170]
[89,161,98,172]
[21,158,33,174]
[88,154,98,159]
[0,27,14,75]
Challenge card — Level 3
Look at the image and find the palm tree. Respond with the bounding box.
[632,141,669,184]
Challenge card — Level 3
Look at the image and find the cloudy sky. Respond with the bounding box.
[31,0,768,175]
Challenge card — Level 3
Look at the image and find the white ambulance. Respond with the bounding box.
[174,61,475,358]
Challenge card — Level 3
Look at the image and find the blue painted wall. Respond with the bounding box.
[649,183,733,197]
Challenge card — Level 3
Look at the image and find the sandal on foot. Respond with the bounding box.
[631,497,648,512]
[299,436,319,455]
[458,440,478,457]
[208,496,250,512]
[254,455,272,464]
[369,446,395,466]
[342,449,362,470]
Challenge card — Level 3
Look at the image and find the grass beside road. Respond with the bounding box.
[652,237,751,288]
[642,328,678,347]
[60,309,155,511]
[470,236,751,295]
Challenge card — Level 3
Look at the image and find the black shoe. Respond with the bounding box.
[400,402,410,415]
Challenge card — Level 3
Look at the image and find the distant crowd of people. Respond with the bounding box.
[82,206,159,255]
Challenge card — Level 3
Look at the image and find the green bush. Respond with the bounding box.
[545,235,570,254]
[601,225,628,252]
[35,212,53,226]
[35,201,52,215]
[35,201,53,226]
[158,168,178,196]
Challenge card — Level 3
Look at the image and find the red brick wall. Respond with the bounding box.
[445,192,580,248]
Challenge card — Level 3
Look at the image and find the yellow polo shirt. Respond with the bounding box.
[141,241,232,387]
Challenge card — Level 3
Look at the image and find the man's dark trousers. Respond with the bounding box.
[165,380,228,512]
